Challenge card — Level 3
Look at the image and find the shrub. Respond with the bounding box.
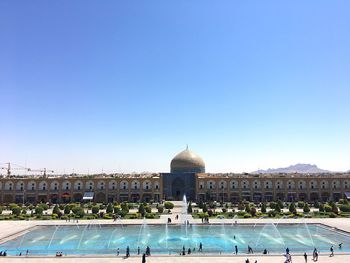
[208,209,213,217]
[64,205,71,215]
[157,206,164,214]
[324,204,332,213]
[53,205,60,215]
[106,203,113,214]
[238,202,244,211]
[145,206,152,213]
[261,203,267,213]
[197,212,208,218]
[138,204,146,217]
[245,204,251,214]
[11,206,21,216]
[35,206,44,215]
[202,203,208,213]
[339,204,350,212]
[313,200,320,208]
[269,202,276,209]
[164,202,174,209]
[121,202,129,213]
[331,203,339,214]
[222,208,227,213]
[303,203,310,213]
[268,210,277,217]
[92,206,100,214]
[319,203,325,212]
[297,201,305,208]
[289,203,296,214]
[243,213,252,218]
[250,207,257,217]
[227,212,235,218]
[72,207,85,218]
[145,213,155,219]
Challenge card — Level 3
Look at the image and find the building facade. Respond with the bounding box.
[0,148,349,204]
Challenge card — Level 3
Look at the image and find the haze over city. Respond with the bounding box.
[1,1,350,174]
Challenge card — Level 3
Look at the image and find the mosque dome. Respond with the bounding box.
[170,147,205,173]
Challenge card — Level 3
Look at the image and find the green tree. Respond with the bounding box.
[164,202,174,209]
[35,206,44,215]
[289,203,296,214]
[319,203,325,212]
[138,203,146,217]
[53,205,60,215]
[202,203,208,213]
[303,203,310,213]
[92,206,100,214]
[157,205,164,214]
[106,203,113,214]
[245,204,251,214]
[187,202,193,213]
[261,203,267,213]
[12,206,21,216]
[64,205,71,215]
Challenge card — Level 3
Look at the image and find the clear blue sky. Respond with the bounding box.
[1,1,350,174]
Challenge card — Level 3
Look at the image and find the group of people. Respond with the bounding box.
[55,251,63,257]
[123,245,151,259]
[0,251,7,256]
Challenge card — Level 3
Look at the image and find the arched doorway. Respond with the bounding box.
[172,177,185,200]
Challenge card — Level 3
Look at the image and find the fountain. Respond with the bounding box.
[137,217,150,247]
[181,195,189,238]
[255,223,286,252]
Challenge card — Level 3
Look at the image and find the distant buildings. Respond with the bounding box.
[1,148,349,204]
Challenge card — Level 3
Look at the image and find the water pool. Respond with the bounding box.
[1,223,349,256]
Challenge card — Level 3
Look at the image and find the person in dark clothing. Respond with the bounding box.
[339,243,343,249]
[182,246,186,255]
[146,246,151,256]
[199,242,202,252]
[188,248,191,254]
[126,246,130,258]
[248,245,253,254]
[263,249,267,254]
[245,258,250,263]
[235,245,238,254]
[138,246,140,255]
[286,247,290,254]
[330,245,334,257]
[142,253,146,263]
[304,252,307,262]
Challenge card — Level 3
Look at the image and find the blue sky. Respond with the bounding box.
[1,1,350,174]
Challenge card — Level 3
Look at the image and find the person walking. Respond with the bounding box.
[330,245,334,257]
[142,253,146,263]
[235,245,238,254]
[138,246,140,255]
[199,242,202,252]
[303,252,307,262]
[126,246,130,258]
[117,248,119,256]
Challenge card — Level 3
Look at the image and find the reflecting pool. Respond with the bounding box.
[1,223,349,255]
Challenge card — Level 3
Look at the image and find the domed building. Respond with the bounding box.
[170,147,205,173]
[161,147,203,200]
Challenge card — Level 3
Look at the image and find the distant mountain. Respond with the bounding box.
[252,164,330,174]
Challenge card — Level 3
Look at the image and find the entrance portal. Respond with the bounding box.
[171,177,185,200]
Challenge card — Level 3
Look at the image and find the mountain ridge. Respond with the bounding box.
[252,163,330,174]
